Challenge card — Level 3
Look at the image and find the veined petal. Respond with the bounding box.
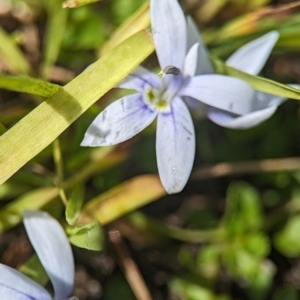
[151,0,187,69]
[207,105,277,129]
[183,43,199,77]
[226,31,279,75]
[180,75,256,115]
[118,66,162,92]
[24,211,74,300]
[81,93,158,147]
[186,17,214,75]
[156,97,195,194]
[0,264,52,300]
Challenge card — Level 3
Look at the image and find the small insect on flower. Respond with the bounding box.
[162,65,181,76]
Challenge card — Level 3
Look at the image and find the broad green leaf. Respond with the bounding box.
[101,1,150,55]
[0,74,60,97]
[41,0,68,79]
[19,254,48,286]
[0,187,58,232]
[0,30,154,184]
[274,216,300,257]
[63,0,101,8]
[65,185,85,225]
[213,58,300,100]
[68,222,103,251]
[79,175,166,225]
[0,26,31,74]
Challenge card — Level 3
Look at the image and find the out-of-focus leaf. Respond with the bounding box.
[0,187,58,232]
[0,182,31,200]
[41,0,68,79]
[0,30,154,185]
[65,185,85,225]
[68,222,103,251]
[101,1,150,55]
[272,286,298,300]
[111,0,147,25]
[274,216,300,257]
[247,260,276,300]
[244,233,270,258]
[223,182,263,235]
[63,0,101,8]
[196,245,220,280]
[213,58,300,100]
[0,122,6,135]
[197,0,227,23]
[170,277,229,300]
[19,254,48,286]
[0,74,61,97]
[79,175,166,225]
[0,26,31,74]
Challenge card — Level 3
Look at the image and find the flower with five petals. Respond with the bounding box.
[81,0,257,193]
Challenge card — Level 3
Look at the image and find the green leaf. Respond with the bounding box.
[63,0,102,8]
[212,58,300,100]
[68,222,104,251]
[169,277,229,300]
[0,74,61,97]
[0,187,58,232]
[65,184,85,225]
[19,254,48,286]
[274,216,300,257]
[0,30,154,184]
[41,0,68,79]
[80,175,165,225]
[101,1,150,55]
[223,182,263,235]
[0,26,31,74]
[247,260,276,300]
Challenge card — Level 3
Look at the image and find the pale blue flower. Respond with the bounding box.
[187,20,287,129]
[0,210,75,300]
[81,0,257,193]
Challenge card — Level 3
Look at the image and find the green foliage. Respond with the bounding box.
[67,222,104,251]
[2,0,300,298]
[274,216,300,257]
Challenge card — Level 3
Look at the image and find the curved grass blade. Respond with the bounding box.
[213,57,300,99]
[0,74,61,97]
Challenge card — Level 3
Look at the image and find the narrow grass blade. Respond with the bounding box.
[0,74,60,97]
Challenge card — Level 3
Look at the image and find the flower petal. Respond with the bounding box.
[0,264,52,300]
[183,43,199,77]
[151,0,187,69]
[156,97,195,194]
[186,17,214,75]
[207,105,278,129]
[180,75,256,115]
[24,210,74,300]
[81,93,158,147]
[226,31,279,75]
[118,66,162,92]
